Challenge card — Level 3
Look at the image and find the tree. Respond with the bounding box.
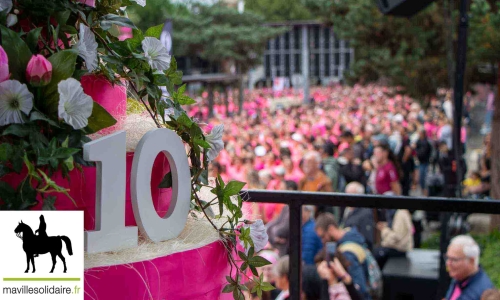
[306,0,449,101]
[127,0,190,31]
[468,0,500,230]
[172,4,285,113]
[245,0,313,21]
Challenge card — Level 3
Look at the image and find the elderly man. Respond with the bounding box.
[341,182,375,250]
[299,151,333,218]
[445,235,493,300]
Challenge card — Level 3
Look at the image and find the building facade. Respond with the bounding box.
[261,21,354,86]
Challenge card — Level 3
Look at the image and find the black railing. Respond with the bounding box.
[244,190,500,300]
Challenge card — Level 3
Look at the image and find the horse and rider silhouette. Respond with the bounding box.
[14,215,73,273]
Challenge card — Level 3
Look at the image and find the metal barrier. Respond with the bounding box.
[244,190,500,300]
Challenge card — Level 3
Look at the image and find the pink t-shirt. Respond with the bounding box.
[376,162,399,195]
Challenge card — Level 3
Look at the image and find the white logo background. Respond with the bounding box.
[0,211,84,300]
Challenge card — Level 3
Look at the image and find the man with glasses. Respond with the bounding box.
[444,235,493,300]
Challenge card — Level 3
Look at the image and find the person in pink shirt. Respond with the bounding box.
[373,143,402,195]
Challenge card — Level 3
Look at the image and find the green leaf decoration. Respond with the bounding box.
[109,41,133,56]
[0,25,32,81]
[248,256,272,268]
[177,95,196,105]
[0,143,13,161]
[42,196,57,210]
[100,14,137,31]
[23,153,41,182]
[221,284,234,293]
[52,147,80,159]
[261,282,276,292]
[42,50,78,117]
[0,181,16,201]
[145,24,164,39]
[2,124,32,137]
[26,27,43,53]
[177,84,186,95]
[224,181,246,196]
[194,138,210,149]
[176,113,193,128]
[30,111,60,127]
[127,28,144,50]
[84,102,118,134]
[158,171,173,188]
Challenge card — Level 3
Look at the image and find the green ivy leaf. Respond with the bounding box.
[2,124,32,137]
[52,147,80,160]
[177,95,196,105]
[145,24,164,39]
[233,289,244,300]
[153,74,168,86]
[100,14,137,31]
[224,181,246,197]
[176,113,193,128]
[177,84,186,95]
[17,181,37,209]
[42,50,78,117]
[165,56,177,76]
[158,172,172,188]
[168,70,183,85]
[194,138,210,149]
[241,262,248,272]
[0,25,32,81]
[0,143,13,161]
[108,41,133,56]
[11,152,24,173]
[261,282,275,292]
[84,102,118,134]
[30,111,60,127]
[0,181,16,201]
[55,10,71,27]
[248,256,272,268]
[127,28,144,50]
[248,246,255,258]
[42,196,57,210]
[23,153,41,181]
[250,265,259,277]
[221,284,234,293]
[26,27,43,53]
[238,250,248,261]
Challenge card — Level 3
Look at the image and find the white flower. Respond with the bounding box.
[142,37,171,71]
[58,78,93,129]
[0,80,33,126]
[0,0,12,13]
[133,0,146,7]
[6,14,16,27]
[240,220,269,253]
[205,124,224,161]
[76,24,98,72]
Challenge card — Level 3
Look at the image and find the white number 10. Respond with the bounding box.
[83,129,191,254]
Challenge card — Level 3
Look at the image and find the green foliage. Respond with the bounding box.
[245,0,313,21]
[172,4,286,72]
[0,25,33,81]
[468,0,500,63]
[127,0,190,31]
[306,0,448,98]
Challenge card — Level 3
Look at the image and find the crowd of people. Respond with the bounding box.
[187,84,497,299]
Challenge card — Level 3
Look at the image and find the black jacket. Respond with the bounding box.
[416,139,432,164]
